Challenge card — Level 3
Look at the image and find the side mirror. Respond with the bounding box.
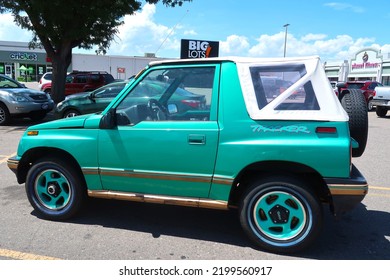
[88,93,96,102]
[99,108,116,129]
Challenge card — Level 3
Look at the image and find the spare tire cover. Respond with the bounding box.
[340,89,368,157]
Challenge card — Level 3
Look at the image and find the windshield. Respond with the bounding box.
[0,75,23,88]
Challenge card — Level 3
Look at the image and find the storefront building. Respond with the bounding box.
[324,48,390,85]
[0,41,164,82]
[0,41,51,81]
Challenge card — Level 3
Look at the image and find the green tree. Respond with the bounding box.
[0,0,191,103]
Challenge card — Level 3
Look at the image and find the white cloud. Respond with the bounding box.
[324,2,365,13]
[0,13,32,42]
[220,35,250,55]
[109,4,172,56]
[302,33,328,42]
[183,30,197,36]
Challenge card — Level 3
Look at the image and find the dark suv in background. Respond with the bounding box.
[338,81,383,110]
[41,71,115,96]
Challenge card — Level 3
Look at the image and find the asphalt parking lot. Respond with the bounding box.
[0,111,389,260]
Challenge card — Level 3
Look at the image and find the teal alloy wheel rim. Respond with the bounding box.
[34,169,72,210]
[253,191,307,241]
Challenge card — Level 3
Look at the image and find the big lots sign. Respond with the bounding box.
[180,39,219,59]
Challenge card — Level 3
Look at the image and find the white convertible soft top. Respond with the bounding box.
[235,56,348,122]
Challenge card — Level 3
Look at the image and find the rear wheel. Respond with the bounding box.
[376,106,388,117]
[239,176,322,253]
[340,89,368,157]
[25,157,86,220]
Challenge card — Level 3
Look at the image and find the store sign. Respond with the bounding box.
[180,39,219,59]
[350,49,382,73]
[9,52,38,61]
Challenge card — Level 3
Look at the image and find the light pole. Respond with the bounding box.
[283,23,290,57]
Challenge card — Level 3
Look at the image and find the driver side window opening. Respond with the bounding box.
[116,66,215,126]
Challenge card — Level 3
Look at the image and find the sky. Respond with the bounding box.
[1,0,390,62]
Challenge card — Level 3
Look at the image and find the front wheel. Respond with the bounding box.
[25,157,86,220]
[0,103,11,125]
[63,109,80,118]
[239,176,322,253]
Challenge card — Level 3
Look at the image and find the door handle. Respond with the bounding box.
[188,134,206,145]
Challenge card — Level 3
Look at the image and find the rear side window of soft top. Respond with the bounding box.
[249,64,320,111]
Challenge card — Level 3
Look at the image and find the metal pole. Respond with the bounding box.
[283,24,290,57]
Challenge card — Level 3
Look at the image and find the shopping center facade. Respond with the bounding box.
[325,48,390,85]
[1,41,390,85]
[0,41,162,82]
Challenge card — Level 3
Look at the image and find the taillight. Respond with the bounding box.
[315,127,337,134]
[373,90,376,97]
[181,100,201,108]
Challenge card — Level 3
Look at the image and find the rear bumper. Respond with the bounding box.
[371,99,390,107]
[324,164,368,216]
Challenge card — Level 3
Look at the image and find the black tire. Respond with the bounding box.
[0,103,11,125]
[340,89,368,157]
[376,106,388,117]
[25,157,86,220]
[63,109,80,118]
[239,176,323,254]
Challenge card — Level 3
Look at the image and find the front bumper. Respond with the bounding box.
[8,100,54,115]
[7,156,19,175]
[324,164,368,216]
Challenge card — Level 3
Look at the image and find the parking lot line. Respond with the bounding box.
[0,153,15,164]
[0,248,60,260]
[369,186,390,191]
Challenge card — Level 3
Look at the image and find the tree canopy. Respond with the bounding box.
[0,0,192,103]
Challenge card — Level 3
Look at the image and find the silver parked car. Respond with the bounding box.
[0,74,54,125]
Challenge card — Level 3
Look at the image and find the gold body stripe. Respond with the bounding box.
[88,190,229,210]
[82,168,234,185]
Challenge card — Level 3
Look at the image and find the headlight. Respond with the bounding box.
[56,101,64,110]
[10,94,29,102]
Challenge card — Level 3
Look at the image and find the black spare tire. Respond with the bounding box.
[340,89,368,157]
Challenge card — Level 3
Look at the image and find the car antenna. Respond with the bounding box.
[155,9,189,56]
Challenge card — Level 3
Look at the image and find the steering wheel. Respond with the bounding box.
[147,99,168,120]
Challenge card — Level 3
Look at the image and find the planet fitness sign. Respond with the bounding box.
[180,39,219,59]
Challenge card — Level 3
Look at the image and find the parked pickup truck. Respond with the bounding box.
[7,56,368,254]
[372,86,390,117]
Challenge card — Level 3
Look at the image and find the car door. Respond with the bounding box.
[97,64,220,198]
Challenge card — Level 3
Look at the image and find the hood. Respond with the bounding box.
[1,87,46,95]
[27,114,91,130]
[65,92,90,100]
